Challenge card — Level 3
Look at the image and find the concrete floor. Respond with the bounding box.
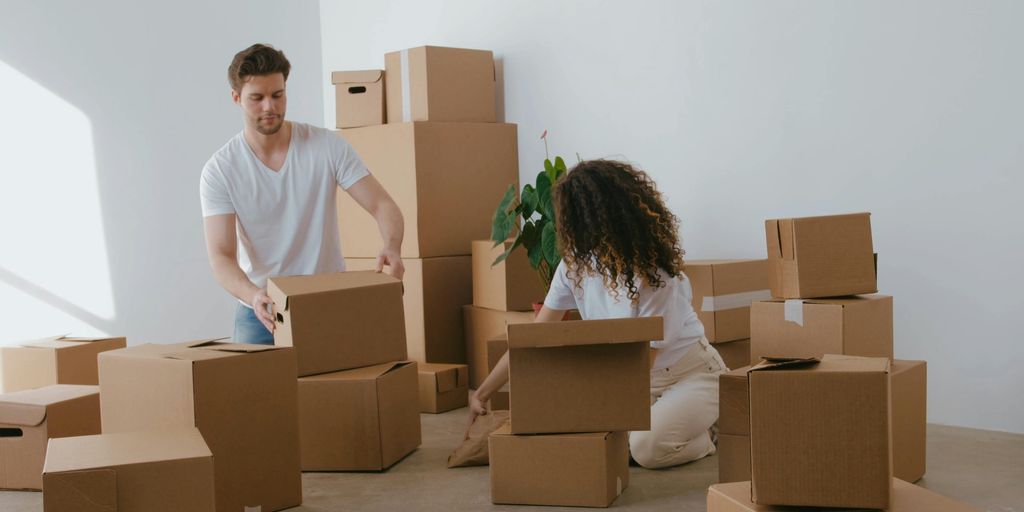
[3,409,1022,511]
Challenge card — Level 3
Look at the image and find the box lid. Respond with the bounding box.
[101,339,278,363]
[707,479,982,512]
[758,294,890,307]
[0,384,98,426]
[15,334,123,350]
[332,70,383,84]
[748,354,889,374]
[43,428,212,474]
[491,423,612,440]
[300,361,413,382]
[268,271,400,309]
[506,317,663,349]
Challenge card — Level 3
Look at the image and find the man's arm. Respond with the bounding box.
[345,175,405,279]
[203,214,274,331]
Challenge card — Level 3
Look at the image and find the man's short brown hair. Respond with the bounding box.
[228,44,291,92]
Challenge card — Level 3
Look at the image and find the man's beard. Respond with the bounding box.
[255,116,284,135]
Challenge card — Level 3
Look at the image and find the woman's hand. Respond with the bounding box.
[466,391,489,438]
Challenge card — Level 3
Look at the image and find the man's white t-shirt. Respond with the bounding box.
[543,260,705,370]
[199,122,369,296]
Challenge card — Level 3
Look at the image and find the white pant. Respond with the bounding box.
[629,336,726,469]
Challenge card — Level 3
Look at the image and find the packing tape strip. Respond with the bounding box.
[400,49,412,122]
[700,289,772,312]
[784,299,804,326]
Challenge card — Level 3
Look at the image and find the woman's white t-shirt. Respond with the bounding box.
[543,260,705,370]
[199,122,369,292]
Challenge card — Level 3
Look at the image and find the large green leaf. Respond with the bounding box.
[544,158,557,186]
[523,220,543,269]
[491,184,517,245]
[520,184,537,220]
[541,221,560,270]
[536,171,553,220]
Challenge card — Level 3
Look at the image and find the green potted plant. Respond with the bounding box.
[490,135,568,305]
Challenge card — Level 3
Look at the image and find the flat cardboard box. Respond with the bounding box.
[333,70,385,128]
[707,479,982,512]
[418,362,468,413]
[750,294,893,361]
[337,122,519,258]
[507,318,658,434]
[685,260,769,342]
[765,212,877,298]
[0,385,100,490]
[472,240,545,312]
[714,339,751,371]
[42,428,215,511]
[489,424,629,507]
[717,434,751,484]
[345,257,471,363]
[463,305,534,388]
[298,361,421,471]
[719,360,925,484]
[893,359,927,482]
[99,341,301,512]
[384,45,495,123]
[268,270,407,376]
[0,335,126,393]
[748,355,892,509]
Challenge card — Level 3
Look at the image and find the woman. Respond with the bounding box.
[469,159,726,469]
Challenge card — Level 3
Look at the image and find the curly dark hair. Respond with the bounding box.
[228,44,291,92]
[553,159,685,301]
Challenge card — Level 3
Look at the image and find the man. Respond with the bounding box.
[201,43,403,344]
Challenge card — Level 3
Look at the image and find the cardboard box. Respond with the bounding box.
[714,339,751,371]
[489,424,629,507]
[484,335,510,410]
[685,260,769,343]
[463,305,534,388]
[99,341,301,512]
[507,318,658,434]
[42,428,215,511]
[418,362,468,413]
[384,45,495,123]
[0,385,100,490]
[298,361,421,471]
[268,270,407,376]
[750,294,893,361]
[0,335,126,393]
[720,360,925,484]
[489,390,509,411]
[472,240,545,312]
[893,359,927,482]
[337,122,519,258]
[345,257,471,363]
[717,433,751,484]
[333,70,385,128]
[765,212,877,298]
[748,355,892,508]
[707,479,982,512]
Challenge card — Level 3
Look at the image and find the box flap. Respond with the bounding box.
[748,357,820,373]
[17,333,71,348]
[43,428,212,473]
[268,270,399,297]
[188,341,279,353]
[301,361,412,382]
[332,69,383,84]
[42,468,117,512]
[758,294,889,306]
[0,384,98,426]
[506,317,663,349]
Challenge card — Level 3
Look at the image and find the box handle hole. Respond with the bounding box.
[347,86,367,94]
[0,428,23,438]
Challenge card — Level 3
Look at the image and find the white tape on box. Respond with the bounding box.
[700,289,772,312]
[400,49,412,122]
[784,300,804,326]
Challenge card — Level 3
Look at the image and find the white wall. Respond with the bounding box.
[0,1,323,344]
[320,0,1024,433]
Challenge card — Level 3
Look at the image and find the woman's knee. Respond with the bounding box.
[629,430,714,469]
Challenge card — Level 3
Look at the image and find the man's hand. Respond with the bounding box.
[251,288,275,332]
[376,247,405,280]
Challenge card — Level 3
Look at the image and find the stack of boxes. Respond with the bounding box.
[712,212,937,509]
[465,239,546,409]
[269,271,421,471]
[489,317,659,507]
[685,260,769,370]
[333,45,519,370]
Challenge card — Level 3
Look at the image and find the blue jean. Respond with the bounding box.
[234,304,274,345]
